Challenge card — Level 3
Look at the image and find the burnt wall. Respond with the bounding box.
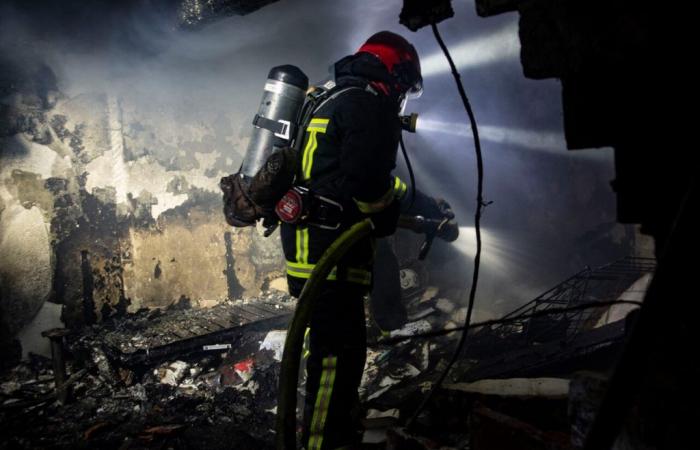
[0,58,285,352]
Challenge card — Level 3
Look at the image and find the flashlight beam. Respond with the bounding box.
[418,119,571,154]
[421,21,520,77]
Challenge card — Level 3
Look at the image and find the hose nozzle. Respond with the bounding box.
[400,113,419,133]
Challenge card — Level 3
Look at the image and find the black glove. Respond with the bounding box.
[220,173,259,227]
[437,220,459,242]
[369,199,401,238]
[435,198,455,221]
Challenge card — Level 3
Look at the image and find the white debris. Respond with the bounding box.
[379,376,401,388]
[158,360,189,386]
[1,381,20,395]
[202,344,231,351]
[260,330,287,362]
[359,349,382,399]
[391,363,420,379]
[420,286,439,302]
[451,307,468,324]
[389,320,432,338]
[418,342,430,371]
[399,269,420,289]
[235,379,259,395]
[435,298,456,314]
[178,379,199,394]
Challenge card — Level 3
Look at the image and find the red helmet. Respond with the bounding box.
[357,31,423,98]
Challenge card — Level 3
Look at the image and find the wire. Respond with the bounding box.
[399,133,417,209]
[379,300,644,346]
[406,21,488,429]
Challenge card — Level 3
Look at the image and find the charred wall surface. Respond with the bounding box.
[0,57,285,357]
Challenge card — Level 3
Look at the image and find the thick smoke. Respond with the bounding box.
[1,0,631,316]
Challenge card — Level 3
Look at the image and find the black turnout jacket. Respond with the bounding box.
[280,53,409,296]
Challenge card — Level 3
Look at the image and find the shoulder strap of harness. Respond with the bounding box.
[292,83,376,189]
[292,83,376,152]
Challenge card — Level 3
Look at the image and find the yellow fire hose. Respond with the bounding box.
[275,218,374,450]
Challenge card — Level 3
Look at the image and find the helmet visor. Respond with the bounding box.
[405,78,423,99]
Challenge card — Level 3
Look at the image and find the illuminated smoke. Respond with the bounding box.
[417,118,567,154]
[420,20,520,78]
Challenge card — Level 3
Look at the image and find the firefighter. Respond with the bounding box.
[280,31,449,449]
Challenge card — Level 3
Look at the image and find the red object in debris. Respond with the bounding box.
[234,358,254,374]
[234,357,255,382]
[220,357,255,385]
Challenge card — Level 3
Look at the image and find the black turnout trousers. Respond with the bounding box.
[301,282,368,450]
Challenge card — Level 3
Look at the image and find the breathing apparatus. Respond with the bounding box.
[240,65,308,178]
[224,48,422,236]
[219,65,309,233]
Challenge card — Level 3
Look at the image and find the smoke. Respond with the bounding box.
[420,21,520,77]
[0,0,629,312]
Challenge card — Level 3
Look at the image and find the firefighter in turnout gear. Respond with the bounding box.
[280,31,435,449]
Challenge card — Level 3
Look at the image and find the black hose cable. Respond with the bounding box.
[399,133,417,209]
[379,300,644,346]
[405,21,488,430]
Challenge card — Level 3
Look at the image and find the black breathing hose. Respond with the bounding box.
[399,133,417,209]
[406,21,488,429]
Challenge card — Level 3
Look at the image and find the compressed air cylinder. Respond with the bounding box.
[240,65,308,179]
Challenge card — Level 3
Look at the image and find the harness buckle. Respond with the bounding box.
[274,186,344,230]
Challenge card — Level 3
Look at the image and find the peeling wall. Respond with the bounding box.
[0,60,284,353]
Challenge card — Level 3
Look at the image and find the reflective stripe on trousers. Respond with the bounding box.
[307,355,338,450]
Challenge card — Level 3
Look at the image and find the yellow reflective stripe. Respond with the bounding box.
[355,177,408,212]
[286,261,371,285]
[346,268,372,285]
[302,228,309,263]
[301,131,317,181]
[307,122,329,132]
[308,117,329,132]
[308,356,337,450]
[303,327,311,359]
[302,118,329,181]
[354,184,395,213]
[295,227,309,264]
[394,176,408,199]
[304,131,318,180]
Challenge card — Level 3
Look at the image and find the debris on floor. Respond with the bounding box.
[0,258,655,449]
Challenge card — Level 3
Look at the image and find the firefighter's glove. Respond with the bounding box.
[434,198,458,242]
[220,173,259,227]
[437,219,459,242]
[436,198,455,221]
[370,199,401,238]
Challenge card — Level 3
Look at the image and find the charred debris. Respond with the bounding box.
[1,258,654,449]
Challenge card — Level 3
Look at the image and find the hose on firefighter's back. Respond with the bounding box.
[276,218,374,450]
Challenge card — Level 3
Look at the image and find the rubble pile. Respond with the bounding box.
[0,293,299,449]
[0,286,470,449]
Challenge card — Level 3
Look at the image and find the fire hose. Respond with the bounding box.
[275,214,456,449]
[275,219,373,450]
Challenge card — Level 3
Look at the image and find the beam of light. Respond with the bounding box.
[456,226,522,275]
[417,118,571,155]
[420,21,520,78]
